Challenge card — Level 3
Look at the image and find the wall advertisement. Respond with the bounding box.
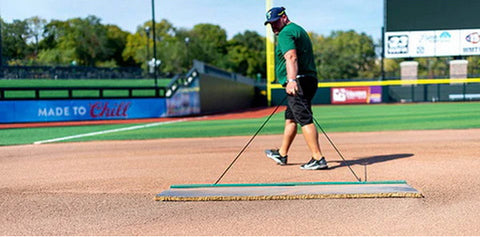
[331,86,382,104]
[0,98,167,123]
[385,29,480,58]
[166,79,201,117]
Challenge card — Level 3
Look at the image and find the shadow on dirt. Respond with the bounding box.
[328,153,414,169]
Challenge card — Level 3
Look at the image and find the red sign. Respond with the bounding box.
[331,87,371,104]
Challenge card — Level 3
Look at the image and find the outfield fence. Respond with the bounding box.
[268,78,480,105]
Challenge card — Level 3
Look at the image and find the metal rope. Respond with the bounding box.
[214,96,287,184]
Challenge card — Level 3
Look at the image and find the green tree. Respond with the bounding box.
[37,20,72,65]
[225,30,265,78]
[468,56,480,76]
[313,30,377,80]
[155,20,185,74]
[66,16,111,66]
[25,16,47,58]
[123,19,181,73]
[1,19,29,64]
[417,57,449,78]
[36,16,113,66]
[188,23,227,67]
[122,31,147,68]
[104,24,135,67]
[383,58,402,78]
[158,27,193,74]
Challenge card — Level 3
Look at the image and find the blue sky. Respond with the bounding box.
[1,0,384,41]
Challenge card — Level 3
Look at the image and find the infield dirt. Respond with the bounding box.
[1,128,480,235]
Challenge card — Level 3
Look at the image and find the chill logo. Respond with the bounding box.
[387,35,409,55]
[89,102,131,118]
[37,101,131,118]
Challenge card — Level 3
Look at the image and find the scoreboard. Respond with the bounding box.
[384,0,480,58]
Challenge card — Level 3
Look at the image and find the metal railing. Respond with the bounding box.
[0,69,200,100]
[0,86,167,100]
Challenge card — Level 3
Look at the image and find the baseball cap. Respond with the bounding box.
[264,7,286,25]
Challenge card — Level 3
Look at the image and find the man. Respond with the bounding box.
[264,7,328,170]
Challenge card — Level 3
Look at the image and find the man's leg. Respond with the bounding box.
[301,123,323,160]
[279,119,297,156]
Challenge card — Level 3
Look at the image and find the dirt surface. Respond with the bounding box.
[1,127,480,235]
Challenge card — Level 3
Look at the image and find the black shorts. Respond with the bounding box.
[285,76,318,126]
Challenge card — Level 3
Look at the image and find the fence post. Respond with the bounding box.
[437,84,441,101]
[411,84,415,102]
[424,84,427,102]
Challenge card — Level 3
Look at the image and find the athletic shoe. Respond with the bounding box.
[300,157,328,170]
[264,149,288,165]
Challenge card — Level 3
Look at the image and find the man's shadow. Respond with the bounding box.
[327,153,414,169]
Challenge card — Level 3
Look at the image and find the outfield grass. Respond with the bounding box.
[0,78,172,99]
[1,102,479,146]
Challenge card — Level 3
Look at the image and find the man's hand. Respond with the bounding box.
[286,79,298,96]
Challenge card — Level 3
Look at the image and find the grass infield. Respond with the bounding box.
[0,102,479,146]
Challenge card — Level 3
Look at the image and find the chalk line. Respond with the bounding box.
[33,119,189,145]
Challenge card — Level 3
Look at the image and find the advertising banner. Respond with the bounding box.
[166,79,201,117]
[0,98,167,123]
[331,86,382,104]
[461,29,480,55]
[435,30,461,56]
[385,29,480,58]
[385,32,410,58]
[409,30,436,57]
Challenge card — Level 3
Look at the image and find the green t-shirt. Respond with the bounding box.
[275,22,317,85]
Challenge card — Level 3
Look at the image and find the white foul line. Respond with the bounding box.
[33,119,189,145]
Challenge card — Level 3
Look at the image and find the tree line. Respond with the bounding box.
[1,15,479,80]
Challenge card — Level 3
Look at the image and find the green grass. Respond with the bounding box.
[0,78,172,98]
[1,102,479,146]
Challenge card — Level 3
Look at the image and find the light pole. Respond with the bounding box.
[185,37,189,67]
[381,26,385,80]
[151,0,158,91]
[145,26,150,75]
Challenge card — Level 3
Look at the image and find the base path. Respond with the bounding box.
[1,129,480,235]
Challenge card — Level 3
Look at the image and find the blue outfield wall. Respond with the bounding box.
[0,98,168,123]
[0,76,202,124]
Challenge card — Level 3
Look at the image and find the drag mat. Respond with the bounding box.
[156,181,423,201]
